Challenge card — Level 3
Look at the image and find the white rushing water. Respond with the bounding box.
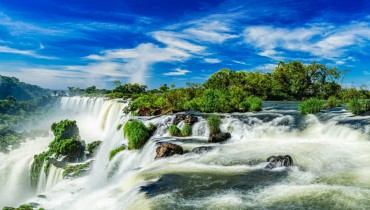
[1,97,370,209]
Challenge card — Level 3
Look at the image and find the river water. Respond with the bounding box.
[1,97,370,209]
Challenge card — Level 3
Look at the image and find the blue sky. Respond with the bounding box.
[0,0,369,89]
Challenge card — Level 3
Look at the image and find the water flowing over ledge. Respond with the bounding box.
[1,97,370,209]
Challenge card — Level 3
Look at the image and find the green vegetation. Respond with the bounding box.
[346,99,370,115]
[30,120,86,188]
[87,140,102,156]
[207,115,221,135]
[2,203,44,210]
[168,124,181,136]
[244,96,263,112]
[67,86,109,96]
[63,161,92,178]
[109,145,126,160]
[181,124,192,136]
[107,83,147,99]
[0,75,50,100]
[123,120,151,150]
[299,98,325,114]
[326,96,342,108]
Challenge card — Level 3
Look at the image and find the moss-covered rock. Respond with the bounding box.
[30,151,51,188]
[51,119,80,141]
[207,115,221,135]
[181,124,192,136]
[56,138,85,161]
[87,140,102,157]
[168,124,181,136]
[109,145,125,160]
[123,120,150,150]
[63,161,92,178]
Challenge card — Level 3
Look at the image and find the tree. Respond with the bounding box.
[113,80,121,87]
[160,83,169,92]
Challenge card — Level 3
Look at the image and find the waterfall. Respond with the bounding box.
[1,99,370,209]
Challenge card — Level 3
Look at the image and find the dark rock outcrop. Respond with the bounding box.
[48,157,67,169]
[265,155,293,169]
[191,146,213,154]
[173,114,198,125]
[208,132,231,143]
[155,143,183,159]
[137,107,151,116]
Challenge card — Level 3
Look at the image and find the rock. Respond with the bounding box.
[87,140,102,158]
[155,143,183,159]
[173,114,198,125]
[265,155,293,169]
[208,132,231,143]
[191,146,213,154]
[184,114,198,125]
[173,114,186,125]
[138,106,151,116]
[63,161,92,178]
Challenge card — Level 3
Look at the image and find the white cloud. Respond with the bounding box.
[243,22,370,61]
[163,68,190,76]
[0,46,55,59]
[250,63,277,72]
[204,58,221,63]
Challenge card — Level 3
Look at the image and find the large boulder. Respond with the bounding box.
[173,114,186,125]
[137,107,151,116]
[265,155,293,169]
[191,146,213,154]
[208,132,231,143]
[155,143,183,159]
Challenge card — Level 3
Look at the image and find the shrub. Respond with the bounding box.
[51,120,80,141]
[362,99,370,111]
[87,140,102,156]
[57,138,85,160]
[30,151,50,188]
[346,99,363,115]
[207,115,221,135]
[63,161,92,178]
[244,96,263,111]
[109,146,125,160]
[326,96,342,108]
[239,100,251,112]
[181,124,192,136]
[168,124,181,136]
[123,120,150,150]
[299,98,325,114]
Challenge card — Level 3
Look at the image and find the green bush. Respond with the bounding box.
[123,120,150,150]
[168,124,181,136]
[299,98,325,114]
[57,138,85,160]
[346,99,363,115]
[207,115,221,135]
[326,96,342,108]
[109,146,126,160]
[362,99,370,111]
[181,124,192,136]
[87,140,102,156]
[63,161,92,178]
[51,120,80,142]
[243,96,263,112]
[30,151,50,188]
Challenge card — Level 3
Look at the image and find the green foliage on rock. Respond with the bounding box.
[123,120,151,150]
[51,119,80,143]
[109,146,126,160]
[56,138,85,160]
[207,115,221,135]
[2,203,45,210]
[299,98,325,114]
[30,151,51,188]
[87,140,102,156]
[244,96,263,112]
[168,124,181,136]
[63,161,92,178]
[181,124,192,136]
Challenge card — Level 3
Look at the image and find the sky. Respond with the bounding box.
[0,0,369,89]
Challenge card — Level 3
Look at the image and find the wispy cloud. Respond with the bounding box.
[0,46,55,59]
[243,22,370,61]
[364,71,370,75]
[204,58,221,63]
[163,68,190,76]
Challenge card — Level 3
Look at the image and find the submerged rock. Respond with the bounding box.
[265,155,293,169]
[155,143,183,159]
[191,146,213,154]
[208,132,231,143]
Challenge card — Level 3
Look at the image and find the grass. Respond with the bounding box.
[168,124,181,136]
[325,96,342,108]
[109,146,126,160]
[207,115,221,135]
[299,98,325,114]
[181,124,192,136]
[123,120,150,150]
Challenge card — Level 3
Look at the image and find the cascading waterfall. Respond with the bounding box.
[1,98,370,209]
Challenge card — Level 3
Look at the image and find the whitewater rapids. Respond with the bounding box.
[1,97,370,209]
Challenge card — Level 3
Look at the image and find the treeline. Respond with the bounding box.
[0,75,51,100]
